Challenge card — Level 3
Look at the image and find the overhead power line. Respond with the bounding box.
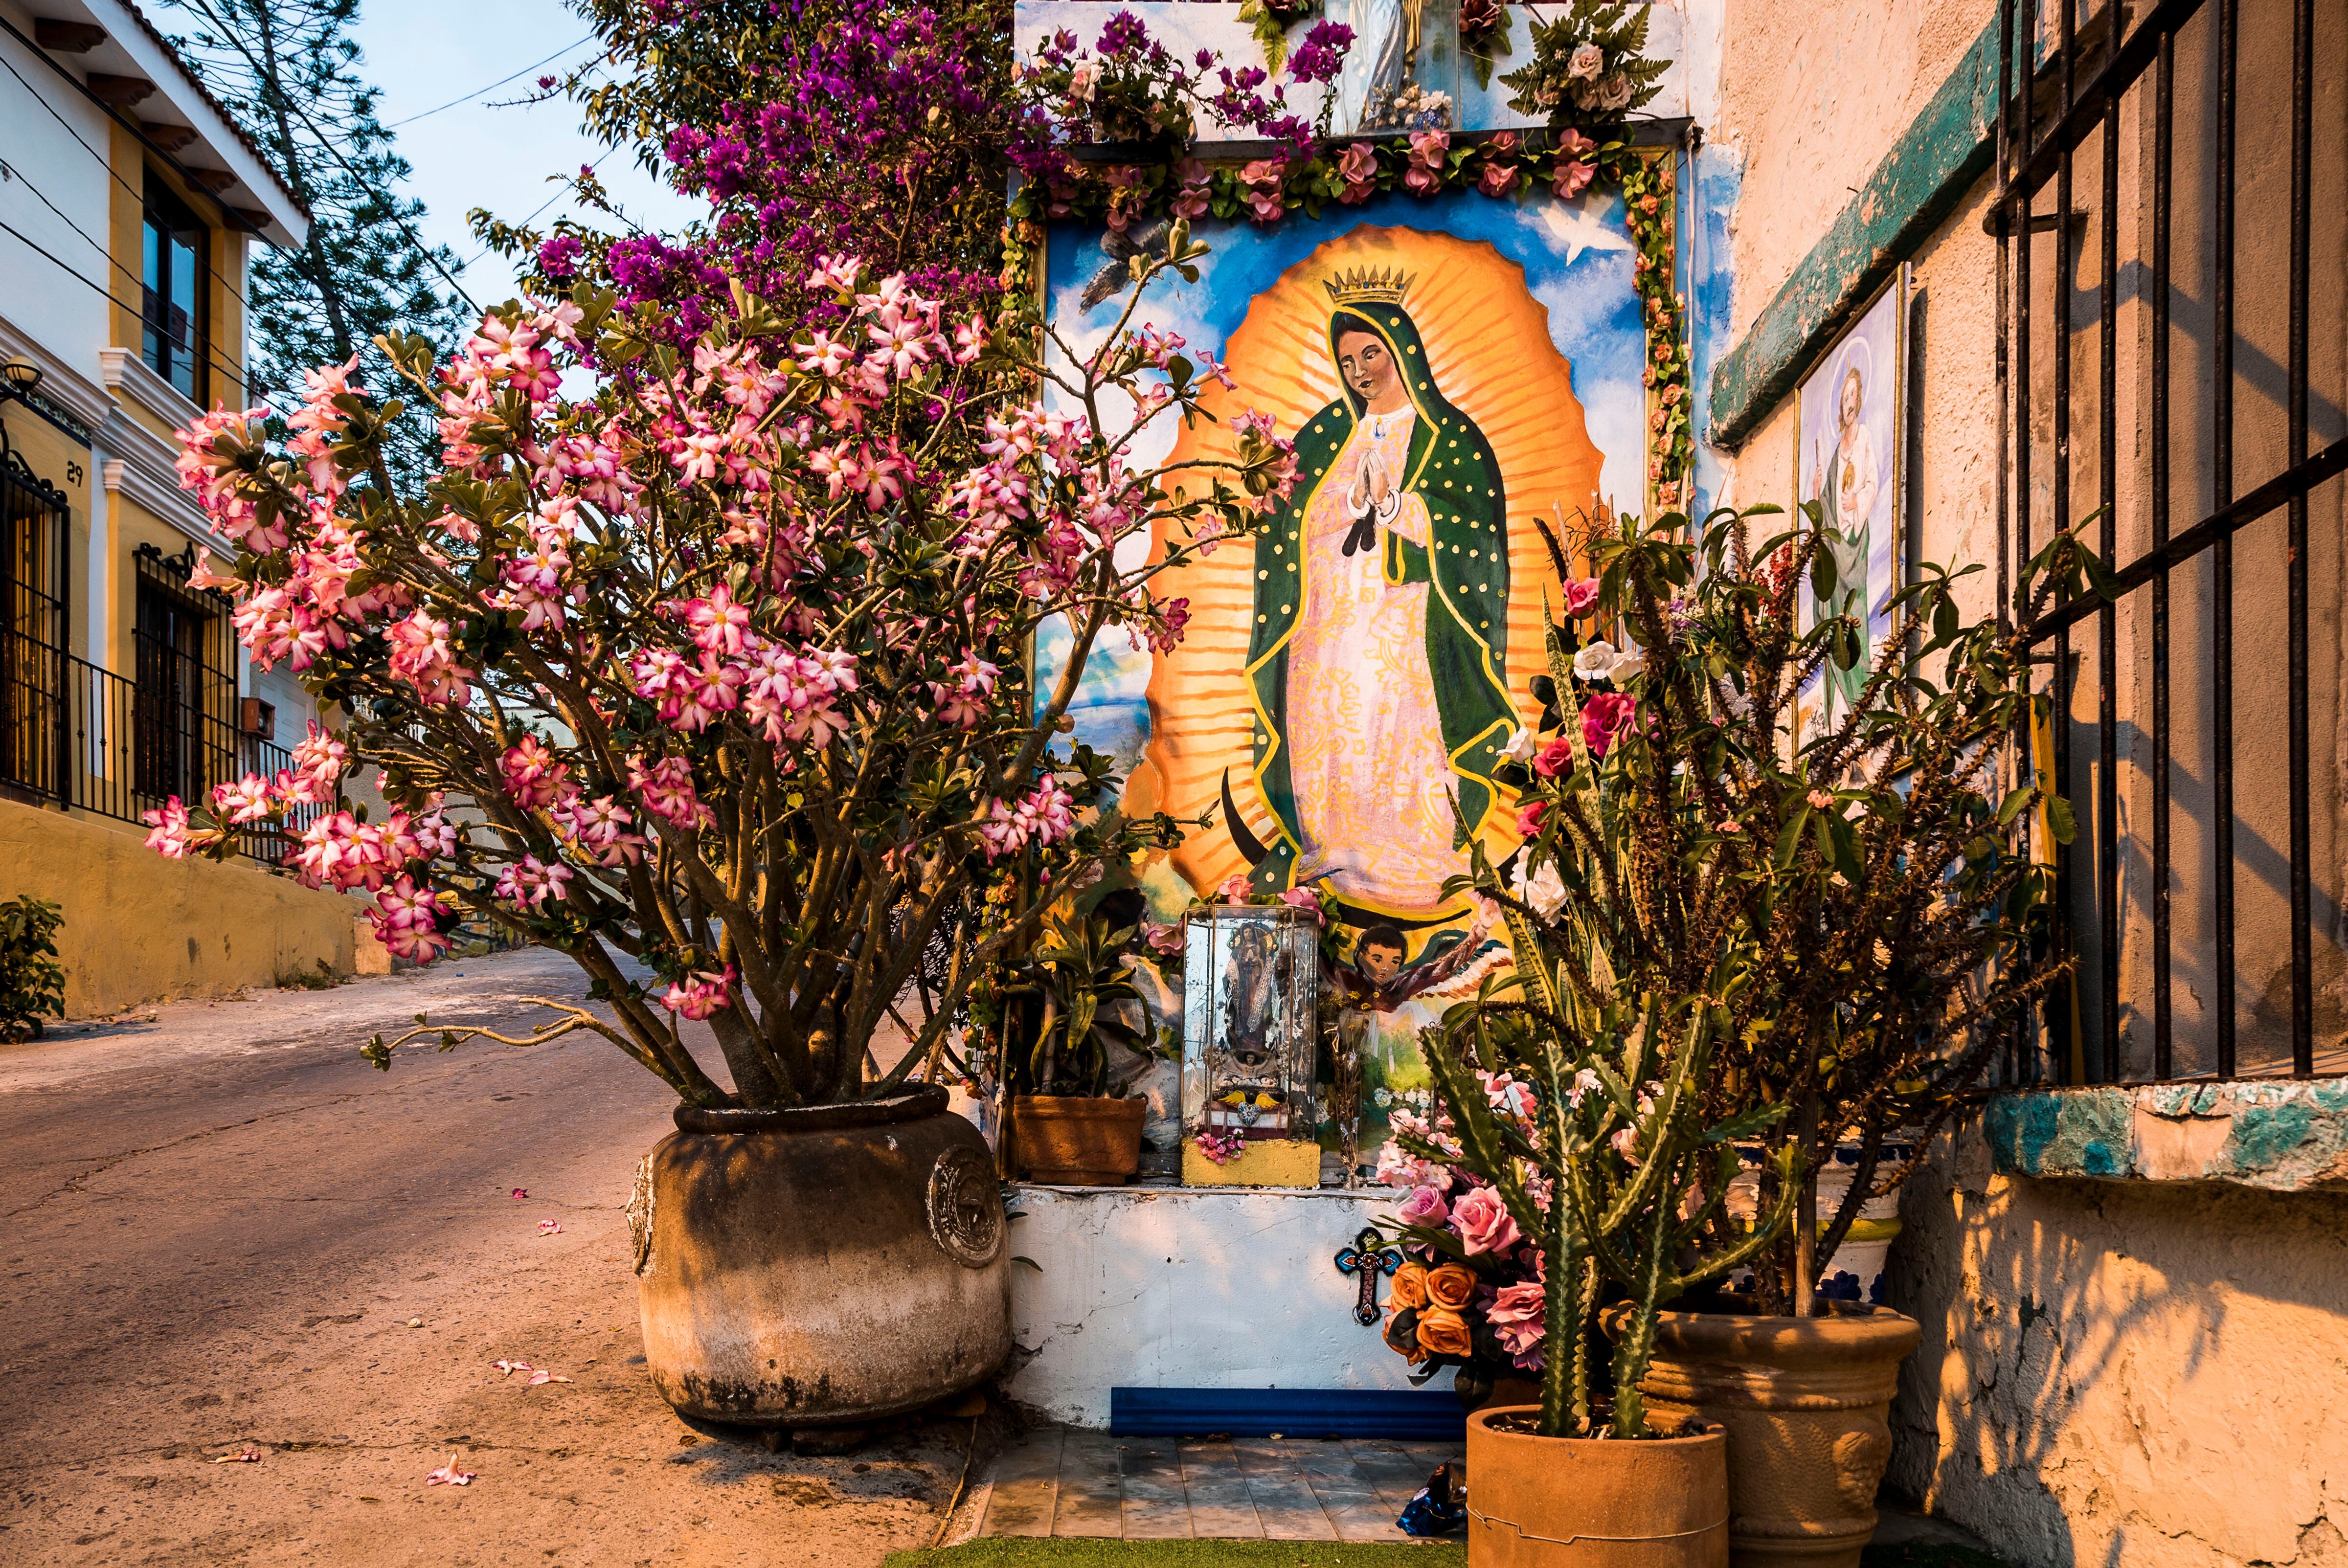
[384,33,599,129]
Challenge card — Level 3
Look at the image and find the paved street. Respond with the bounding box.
[0,948,989,1566]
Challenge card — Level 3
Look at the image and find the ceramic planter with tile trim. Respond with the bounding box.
[1628,1308,1922,1567]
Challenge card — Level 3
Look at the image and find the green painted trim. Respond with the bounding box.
[1707,19,2006,448]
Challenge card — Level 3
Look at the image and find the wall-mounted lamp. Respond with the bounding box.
[0,359,42,405]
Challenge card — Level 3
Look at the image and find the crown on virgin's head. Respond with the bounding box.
[1323,266,1414,308]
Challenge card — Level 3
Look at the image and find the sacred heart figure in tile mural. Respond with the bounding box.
[1133,226,1604,928]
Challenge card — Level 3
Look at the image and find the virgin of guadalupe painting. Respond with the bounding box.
[1242,267,1519,916]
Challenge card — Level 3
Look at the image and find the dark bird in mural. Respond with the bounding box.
[1079,221,1173,311]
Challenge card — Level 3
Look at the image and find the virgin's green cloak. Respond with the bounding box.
[1242,303,1516,914]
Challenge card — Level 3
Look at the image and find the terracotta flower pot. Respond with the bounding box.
[1465,1406,1730,1567]
[1630,1309,1922,1567]
[1010,1094,1146,1185]
[629,1086,1010,1428]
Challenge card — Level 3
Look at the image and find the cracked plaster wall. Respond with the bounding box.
[1888,1113,2348,1568]
[1002,1185,1444,1429]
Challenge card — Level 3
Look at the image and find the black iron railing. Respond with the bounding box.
[1997,0,2344,1083]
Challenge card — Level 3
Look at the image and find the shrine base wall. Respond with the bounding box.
[1003,1183,1448,1430]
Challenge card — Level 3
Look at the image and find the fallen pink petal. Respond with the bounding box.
[511,1188,526,1200]
[425,1453,475,1486]
[491,1359,533,1377]
[209,1448,261,1464]
[526,1370,573,1385]
[538,1219,562,1235]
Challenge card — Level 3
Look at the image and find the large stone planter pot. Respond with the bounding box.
[1465,1406,1729,1567]
[629,1086,1009,1428]
[1009,1094,1145,1185]
[1632,1310,1922,1568]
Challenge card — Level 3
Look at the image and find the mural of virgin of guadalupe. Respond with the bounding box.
[1241,269,1516,918]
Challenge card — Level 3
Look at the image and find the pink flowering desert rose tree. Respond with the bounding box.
[150,225,1293,1108]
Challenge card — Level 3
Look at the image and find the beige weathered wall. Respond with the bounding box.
[1707,0,2008,627]
[1708,1,2348,1563]
[1891,1124,2348,1567]
[0,797,354,1016]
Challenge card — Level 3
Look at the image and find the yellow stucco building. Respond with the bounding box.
[2,0,356,1015]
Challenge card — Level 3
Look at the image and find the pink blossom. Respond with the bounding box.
[426,1453,475,1486]
[1450,1184,1521,1255]
[1477,160,1520,198]
[1516,799,1549,835]
[1582,691,1638,759]
[142,797,193,858]
[1217,874,1253,903]
[1486,1279,1547,1364]
[660,965,736,1020]
[1278,886,1322,922]
[1564,577,1602,616]
[1396,1184,1451,1229]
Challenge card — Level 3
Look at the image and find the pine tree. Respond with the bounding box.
[149,0,475,487]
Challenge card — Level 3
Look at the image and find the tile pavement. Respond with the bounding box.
[975,1427,1464,1542]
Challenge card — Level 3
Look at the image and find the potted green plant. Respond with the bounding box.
[1406,499,2067,1565]
[146,214,1289,1433]
[988,880,1164,1185]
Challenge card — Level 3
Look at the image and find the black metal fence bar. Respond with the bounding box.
[1998,0,2341,1084]
[0,628,316,867]
[2149,25,2176,1081]
[2210,0,2237,1080]
[2284,0,2313,1076]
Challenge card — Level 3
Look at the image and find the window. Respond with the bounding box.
[131,546,231,806]
[140,174,207,402]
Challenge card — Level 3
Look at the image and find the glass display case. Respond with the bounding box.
[1180,903,1322,1183]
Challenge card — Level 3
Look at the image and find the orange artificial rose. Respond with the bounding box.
[1390,1260,1430,1310]
[1426,1262,1477,1310]
[1416,1305,1474,1358]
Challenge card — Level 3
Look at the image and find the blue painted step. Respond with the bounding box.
[1110,1387,1468,1440]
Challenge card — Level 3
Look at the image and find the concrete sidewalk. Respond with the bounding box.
[0,948,983,1567]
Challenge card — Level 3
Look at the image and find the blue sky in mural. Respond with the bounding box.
[1036,186,1649,776]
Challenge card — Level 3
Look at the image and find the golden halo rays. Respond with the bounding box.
[1125,225,1608,901]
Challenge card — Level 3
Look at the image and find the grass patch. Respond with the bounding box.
[1860,1547,2010,1568]
[887,1544,1464,1568]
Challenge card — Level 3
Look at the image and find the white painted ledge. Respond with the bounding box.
[1003,1181,1450,1430]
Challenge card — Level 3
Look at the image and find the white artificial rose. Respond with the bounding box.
[1606,648,1646,683]
[1500,725,1537,763]
[1572,640,1620,683]
[1568,41,1605,80]
[1598,72,1633,111]
[1513,857,1570,919]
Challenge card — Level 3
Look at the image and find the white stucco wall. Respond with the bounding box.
[1004,1183,1446,1429]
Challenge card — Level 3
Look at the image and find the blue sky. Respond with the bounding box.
[348,0,703,311]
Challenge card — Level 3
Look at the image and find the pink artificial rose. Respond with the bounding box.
[1532,734,1576,779]
[1552,158,1596,200]
[1516,799,1548,836]
[1582,691,1638,759]
[1485,1279,1546,1361]
[1451,1185,1522,1256]
[1564,577,1602,616]
[1409,129,1450,169]
[1403,162,1442,196]
[1477,161,1519,199]
[1337,143,1378,183]
[1218,873,1254,903]
[1278,886,1323,922]
[1397,1184,1451,1230]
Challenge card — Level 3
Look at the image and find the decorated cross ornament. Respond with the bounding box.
[1334,1226,1404,1326]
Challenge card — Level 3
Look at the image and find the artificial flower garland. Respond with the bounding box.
[1004,126,1693,514]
